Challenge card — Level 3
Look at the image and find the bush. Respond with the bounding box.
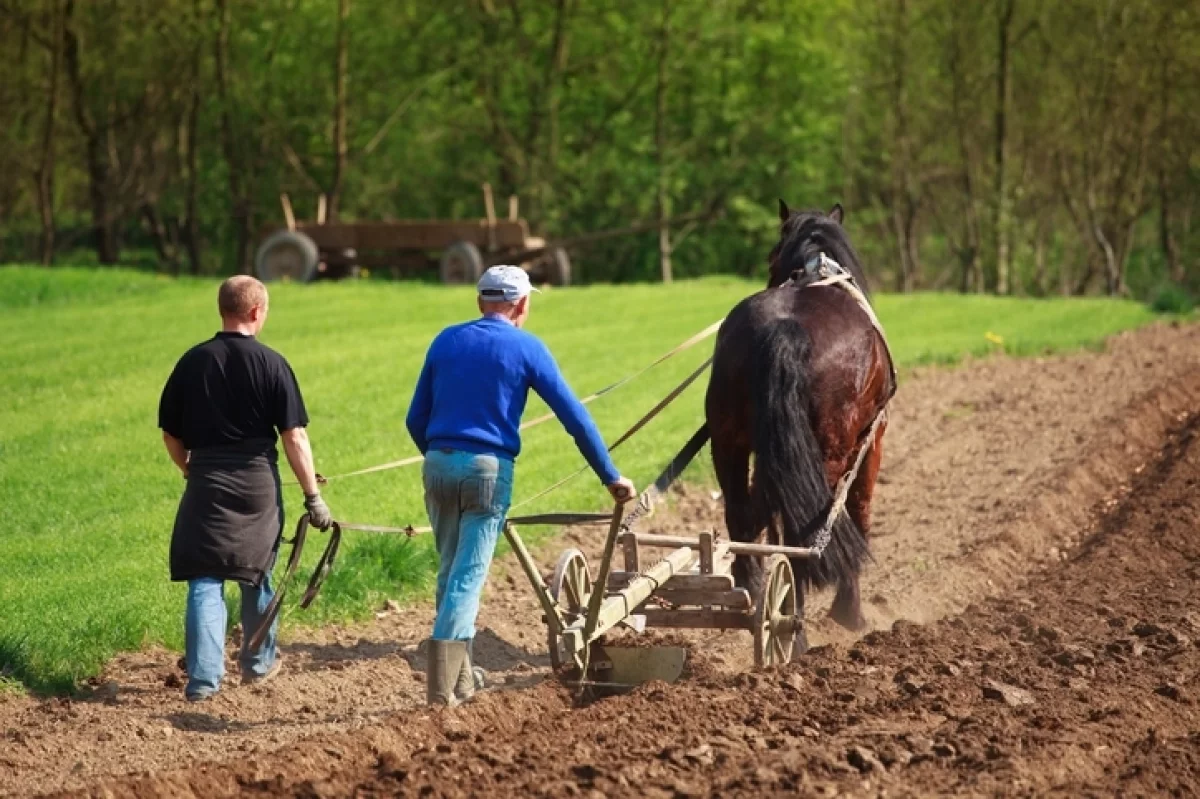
[1149,283,1196,315]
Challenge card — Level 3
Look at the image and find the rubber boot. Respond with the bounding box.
[469,638,486,692]
[454,641,476,704]
[456,639,487,702]
[426,639,467,707]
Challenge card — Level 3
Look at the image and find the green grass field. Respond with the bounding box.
[0,266,1171,693]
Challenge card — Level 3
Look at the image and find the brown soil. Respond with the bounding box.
[3,321,1198,798]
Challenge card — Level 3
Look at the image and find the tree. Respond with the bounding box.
[654,0,672,283]
[992,0,1016,294]
[0,0,1196,295]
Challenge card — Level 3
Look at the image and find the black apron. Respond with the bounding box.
[170,439,284,586]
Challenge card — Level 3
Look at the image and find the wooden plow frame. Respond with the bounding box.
[503,474,819,693]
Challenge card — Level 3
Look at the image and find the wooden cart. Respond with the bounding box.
[253,185,570,286]
[504,504,816,690]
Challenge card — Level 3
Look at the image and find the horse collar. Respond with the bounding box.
[787,252,848,287]
[804,252,847,278]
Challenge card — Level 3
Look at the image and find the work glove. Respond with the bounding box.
[304,492,334,531]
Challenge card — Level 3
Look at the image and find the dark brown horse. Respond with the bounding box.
[705,201,893,650]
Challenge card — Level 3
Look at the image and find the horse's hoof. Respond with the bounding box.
[829,604,868,632]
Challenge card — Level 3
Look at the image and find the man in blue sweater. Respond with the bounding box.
[407,265,635,706]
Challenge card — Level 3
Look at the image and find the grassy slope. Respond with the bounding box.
[0,266,1164,691]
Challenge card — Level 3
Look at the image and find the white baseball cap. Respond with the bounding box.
[477,265,540,302]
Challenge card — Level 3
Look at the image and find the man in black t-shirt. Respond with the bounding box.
[159,275,334,702]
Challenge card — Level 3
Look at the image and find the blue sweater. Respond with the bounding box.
[406,316,620,485]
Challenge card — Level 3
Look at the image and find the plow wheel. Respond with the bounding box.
[547,549,592,671]
[753,554,799,668]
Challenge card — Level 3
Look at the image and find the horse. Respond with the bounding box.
[704,201,894,652]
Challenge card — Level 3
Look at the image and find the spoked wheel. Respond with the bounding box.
[753,554,799,668]
[547,549,592,671]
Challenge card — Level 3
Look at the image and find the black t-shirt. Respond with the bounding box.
[158,332,308,451]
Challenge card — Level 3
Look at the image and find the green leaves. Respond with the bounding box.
[0,0,1197,293]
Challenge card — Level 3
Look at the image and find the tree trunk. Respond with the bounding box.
[992,0,1016,294]
[474,3,521,198]
[890,0,916,292]
[214,0,253,274]
[1086,187,1121,296]
[521,0,572,225]
[655,0,672,283]
[1157,48,1181,283]
[542,0,572,217]
[1059,236,1076,296]
[142,203,177,271]
[36,0,63,266]
[948,5,981,293]
[891,200,919,293]
[328,0,349,222]
[1160,173,1182,284]
[1032,216,1047,296]
[184,73,202,274]
[63,0,120,264]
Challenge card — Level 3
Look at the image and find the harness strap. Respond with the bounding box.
[808,406,887,556]
[247,515,320,651]
[791,253,896,555]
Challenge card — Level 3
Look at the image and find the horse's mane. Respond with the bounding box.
[773,209,871,296]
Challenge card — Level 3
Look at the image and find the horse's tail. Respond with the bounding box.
[751,318,869,590]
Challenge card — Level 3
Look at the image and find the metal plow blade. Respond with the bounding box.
[585,644,688,693]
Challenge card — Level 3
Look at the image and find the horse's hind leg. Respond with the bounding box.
[846,420,886,536]
[830,421,886,632]
[712,433,763,597]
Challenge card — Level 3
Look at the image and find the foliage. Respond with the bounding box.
[1149,283,1196,315]
[0,266,1169,692]
[0,0,1197,294]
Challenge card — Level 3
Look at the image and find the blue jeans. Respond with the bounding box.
[184,569,278,697]
[423,450,514,641]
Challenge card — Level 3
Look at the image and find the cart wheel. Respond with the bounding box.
[753,554,799,668]
[439,240,484,284]
[547,548,592,671]
[255,230,319,283]
[544,247,571,286]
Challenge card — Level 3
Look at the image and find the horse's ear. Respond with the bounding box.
[828,203,845,224]
[778,198,790,223]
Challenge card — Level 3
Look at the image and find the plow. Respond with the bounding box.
[520,511,810,689]
[505,454,817,691]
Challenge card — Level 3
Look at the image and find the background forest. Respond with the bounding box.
[1,0,1198,300]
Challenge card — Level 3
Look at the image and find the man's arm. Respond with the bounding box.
[272,358,333,528]
[405,354,435,455]
[280,426,321,495]
[158,362,188,477]
[162,432,189,478]
[281,426,335,529]
[527,339,633,500]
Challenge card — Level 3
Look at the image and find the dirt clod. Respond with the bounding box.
[1153,684,1187,703]
[847,746,885,773]
[982,679,1036,707]
[932,742,958,759]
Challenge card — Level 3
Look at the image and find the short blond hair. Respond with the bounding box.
[218,276,268,319]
